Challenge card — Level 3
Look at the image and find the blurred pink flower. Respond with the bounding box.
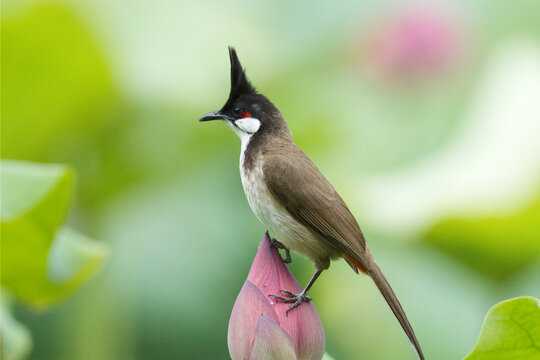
[228,233,325,360]
[364,7,461,81]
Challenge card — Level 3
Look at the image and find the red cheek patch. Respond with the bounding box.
[240,111,252,118]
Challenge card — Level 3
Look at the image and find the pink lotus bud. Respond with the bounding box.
[363,7,462,82]
[228,233,325,360]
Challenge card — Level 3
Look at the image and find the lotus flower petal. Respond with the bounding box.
[249,315,297,360]
[247,233,325,360]
[228,280,279,360]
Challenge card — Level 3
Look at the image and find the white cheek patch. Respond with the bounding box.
[235,117,261,134]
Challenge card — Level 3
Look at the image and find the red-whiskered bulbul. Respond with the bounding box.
[200,48,424,360]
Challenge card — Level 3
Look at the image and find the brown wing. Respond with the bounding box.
[263,143,370,268]
[263,143,425,359]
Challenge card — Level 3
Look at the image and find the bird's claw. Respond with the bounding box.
[270,237,292,264]
[269,290,312,315]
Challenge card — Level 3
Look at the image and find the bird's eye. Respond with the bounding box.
[233,108,252,119]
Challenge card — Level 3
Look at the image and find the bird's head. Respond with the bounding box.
[200,47,289,141]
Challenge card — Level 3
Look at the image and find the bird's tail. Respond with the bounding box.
[344,253,424,359]
[368,261,425,360]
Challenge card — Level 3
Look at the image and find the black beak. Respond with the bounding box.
[199,111,233,122]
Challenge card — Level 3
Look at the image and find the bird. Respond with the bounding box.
[200,47,424,360]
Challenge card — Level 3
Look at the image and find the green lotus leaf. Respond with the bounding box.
[1,160,109,308]
[465,296,540,360]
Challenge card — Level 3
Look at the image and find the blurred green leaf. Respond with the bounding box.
[47,227,109,289]
[465,296,540,360]
[1,160,109,308]
[423,194,540,280]
[1,161,73,222]
[1,291,33,360]
[1,3,118,160]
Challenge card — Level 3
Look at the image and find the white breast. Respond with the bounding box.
[238,137,332,265]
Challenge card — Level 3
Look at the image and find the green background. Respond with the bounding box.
[2,0,540,359]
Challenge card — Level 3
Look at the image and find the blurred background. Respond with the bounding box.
[2,0,540,359]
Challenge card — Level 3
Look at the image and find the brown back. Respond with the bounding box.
[262,137,370,268]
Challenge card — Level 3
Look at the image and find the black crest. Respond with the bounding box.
[223,47,256,110]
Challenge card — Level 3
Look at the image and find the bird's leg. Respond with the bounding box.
[270,270,323,315]
[270,237,292,264]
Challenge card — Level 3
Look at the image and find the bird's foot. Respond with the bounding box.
[270,237,292,264]
[269,290,312,315]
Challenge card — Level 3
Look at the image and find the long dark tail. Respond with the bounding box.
[369,261,425,360]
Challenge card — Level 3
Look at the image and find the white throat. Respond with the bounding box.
[227,117,261,161]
